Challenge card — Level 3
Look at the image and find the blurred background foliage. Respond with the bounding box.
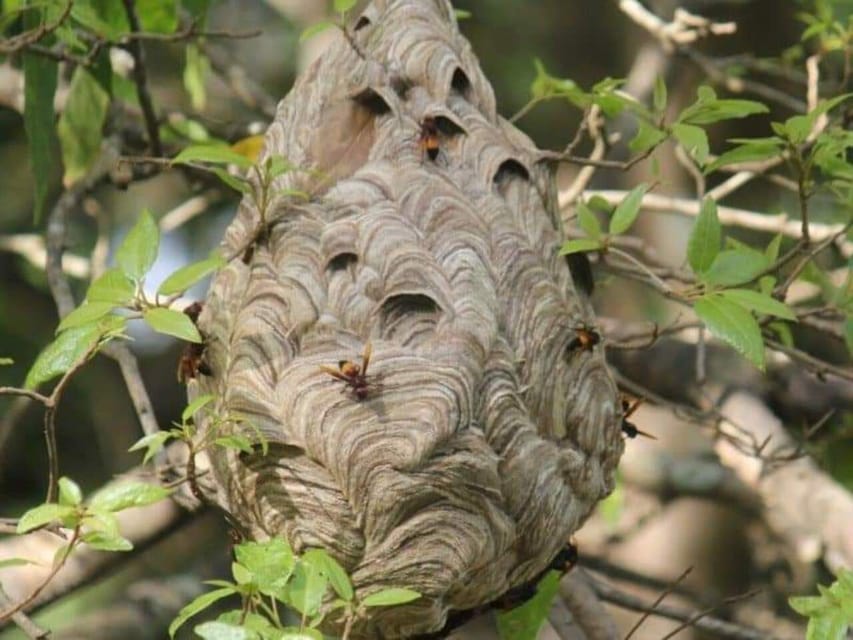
[0,0,851,637]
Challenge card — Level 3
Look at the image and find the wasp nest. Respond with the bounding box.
[192,0,624,636]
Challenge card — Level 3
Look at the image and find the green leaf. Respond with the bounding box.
[183,43,209,111]
[0,357,13,366]
[136,0,177,33]
[333,0,356,13]
[25,316,124,389]
[23,12,59,224]
[454,8,472,20]
[765,234,783,263]
[143,308,202,343]
[208,166,252,193]
[70,1,128,39]
[234,538,295,596]
[57,302,117,333]
[0,558,38,570]
[116,210,160,282]
[129,431,173,464]
[285,560,328,617]
[496,571,561,640]
[653,75,667,114]
[89,481,171,513]
[169,587,237,638]
[302,548,353,602]
[214,435,253,453]
[58,477,83,506]
[86,268,136,305]
[629,120,667,154]
[678,86,768,125]
[17,503,77,534]
[719,289,797,320]
[701,249,769,287]
[232,562,253,585]
[81,511,132,551]
[609,184,648,235]
[687,197,721,274]
[172,144,253,169]
[705,140,783,173]
[194,622,258,640]
[157,254,225,296]
[182,394,215,424]
[299,21,334,42]
[57,67,109,186]
[559,238,602,255]
[671,122,709,164]
[361,588,421,607]
[576,202,602,240]
[694,294,765,370]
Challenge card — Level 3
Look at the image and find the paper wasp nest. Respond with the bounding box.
[192,0,624,636]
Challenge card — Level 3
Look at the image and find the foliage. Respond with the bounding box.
[790,570,853,640]
[169,538,420,640]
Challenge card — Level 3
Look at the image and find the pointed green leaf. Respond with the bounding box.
[299,21,334,42]
[183,43,209,111]
[58,477,83,506]
[701,249,769,287]
[116,210,160,281]
[0,358,13,366]
[89,481,171,513]
[57,302,117,333]
[576,202,602,240]
[208,166,252,193]
[609,184,648,235]
[157,254,225,296]
[129,431,173,464]
[25,316,124,389]
[496,571,561,640]
[286,560,328,617]
[629,120,667,154]
[687,197,721,274]
[719,289,797,320]
[81,530,133,552]
[214,435,253,453]
[172,144,253,169]
[694,294,765,369]
[136,0,177,33]
[23,12,59,223]
[182,394,215,424]
[362,588,421,607]
[194,622,258,640]
[57,67,109,186]
[672,122,709,164]
[144,308,202,343]
[705,140,784,173]
[17,503,77,534]
[302,548,353,602]
[0,558,38,570]
[235,538,295,596]
[333,0,356,12]
[560,239,602,255]
[169,587,237,638]
[86,268,136,305]
[653,76,667,114]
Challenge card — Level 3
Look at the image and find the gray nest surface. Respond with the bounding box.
[191,0,624,636]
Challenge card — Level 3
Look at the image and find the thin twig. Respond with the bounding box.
[0,582,47,639]
[0,524,81,623]
[121,0,162,156]
[589,576,766,640]
[0,388,50,405]
[624,566,693,640]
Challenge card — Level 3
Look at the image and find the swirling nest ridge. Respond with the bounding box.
[193,0,624,636]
